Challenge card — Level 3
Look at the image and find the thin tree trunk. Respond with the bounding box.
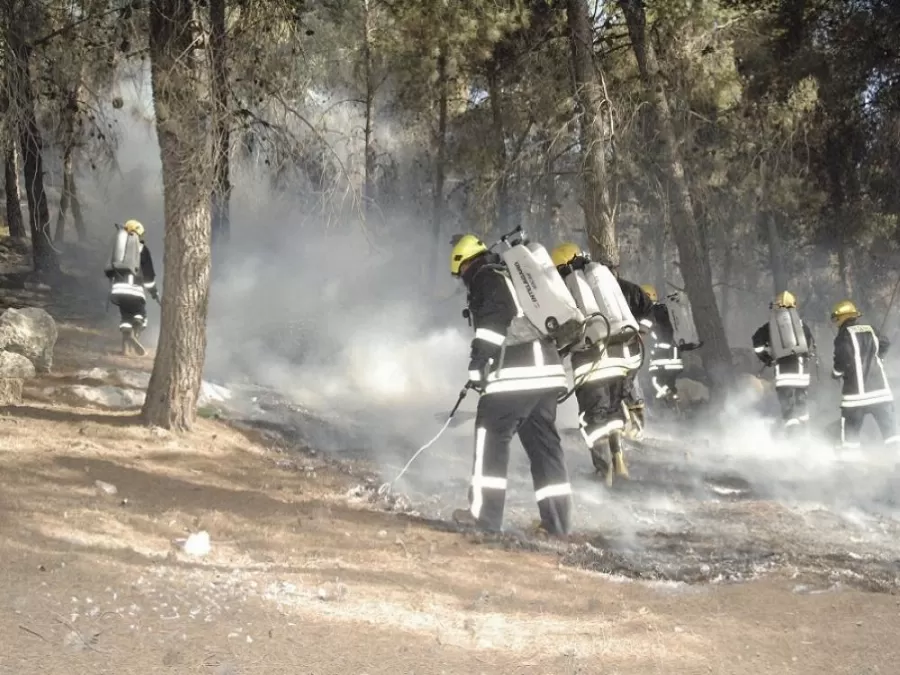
[566,0,617,265]
[619,0,731,388]
[142,0,214,431]
[653,211,667,297]
[362,0,376,220]
[838,238,852,299]
[431,39,448,287]
[8,15,58,275]
[720,240,734,329]
[487,63,509,232]
[209,0,231,261]
[4,138,25,238]
[70,171,86,240]
[765,212,788,295]
[54,144,73,242]
[541,133,558,236]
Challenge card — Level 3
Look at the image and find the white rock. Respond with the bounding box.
[95,480,118,495]
[182,531,211,557]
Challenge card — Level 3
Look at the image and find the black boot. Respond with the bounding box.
[590,442,613,486]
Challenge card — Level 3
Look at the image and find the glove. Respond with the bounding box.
[149,286,160,301]
[466,379,485,394]
[680,341,703,352]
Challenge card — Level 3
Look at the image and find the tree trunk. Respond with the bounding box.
[487,63,509,232]
[431,39,448,287]
[765,212,788,295]
[209,0,231,263]
[653,212,667,297]
[4,138,25,238]
[70,171,86,240]
[566,0,617,265]
[838,238,852,299]
[619,0,732,388]
[142,0,214,431]
[8,16,58,275]
[362,0,376,221]
[54,144,73,242]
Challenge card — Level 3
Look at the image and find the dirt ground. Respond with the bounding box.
[0,309,899,673]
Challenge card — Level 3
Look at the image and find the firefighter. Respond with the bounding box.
[550,242,654,485]
[449,234,573,536]
[104,219,159,356]
[751,291,815,434]
[830,300,899,452]
[641,285,698,406]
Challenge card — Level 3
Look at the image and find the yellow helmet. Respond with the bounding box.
[550,242,583,267]
[774,290,796,308]
[641,284,658,303]
[830,299,860,326]
[450,234,488,276]
[123,219,145,238]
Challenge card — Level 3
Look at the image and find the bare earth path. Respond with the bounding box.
[0,318,898,674]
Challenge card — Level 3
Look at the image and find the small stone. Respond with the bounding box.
[94,480,118,495]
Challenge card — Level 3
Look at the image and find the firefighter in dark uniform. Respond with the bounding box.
[449,234,573,536]
[751,291,815,434]
[830,299,900,452]
[640,285,695,406]
[550,242,654,485]
[105,219,159,356]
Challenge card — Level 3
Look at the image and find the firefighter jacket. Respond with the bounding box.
[752,320,815,388]
[462,254,567,395]
[832,318,893,408]
[106,244,157,301]
[568,274,654,384]
[647,302,684,375]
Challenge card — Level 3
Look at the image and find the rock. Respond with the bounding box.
[74,368,150,390]
[94,480,118,496]
[676,377,710,404]
[199,381,232,407]
[40,385,145,409]
[0,307,57,373]
[0,378,24,405]
[0,351,36,379]
[181,531,211,557]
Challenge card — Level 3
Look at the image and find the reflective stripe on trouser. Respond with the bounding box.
[574,376,629,472]
[651,371,678,399]
[776,386,809,428]
[467,389,572,535]
[111,281,146,299]
[840,401,899,448]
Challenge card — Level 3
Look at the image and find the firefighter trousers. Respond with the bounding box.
[650,370,679,400]
[776,386,809,429]
[111,294,148,334]
[467,389,572,535]
[840,402,900,448]
[575,375,641,471]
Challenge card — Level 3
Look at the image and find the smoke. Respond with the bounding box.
[68,70,900,569]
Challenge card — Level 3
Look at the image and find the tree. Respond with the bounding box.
[3,140,25,238]
[142,0,214,430]
[618,0,732,385]
[565,0,618,265]
[209,0,231,260]
[6,0,59,275]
